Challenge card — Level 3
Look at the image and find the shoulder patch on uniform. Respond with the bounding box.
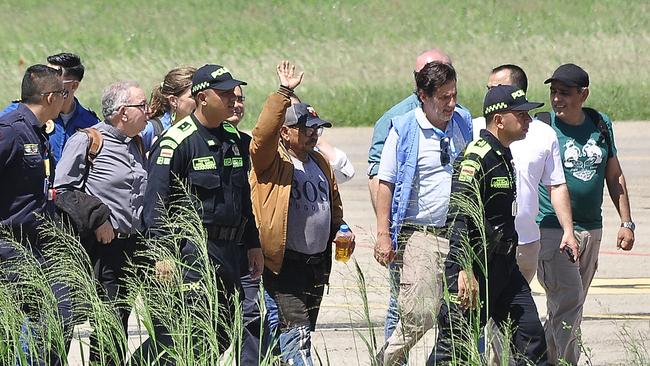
[163,116,197,145]
[464,139,491,158]
[23,143,39,156]
[458,159,480,182]
[159,148,174,158]
[156,156,171,165]
[222,122,241,138]
[159,140,178,149]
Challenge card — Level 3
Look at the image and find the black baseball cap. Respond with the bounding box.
[284,103,332,128]
[483,85,544,116]
[544,63,589,87]
[191,64,247,95]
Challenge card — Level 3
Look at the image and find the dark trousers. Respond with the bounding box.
[86,235,139,366]
[264,252,329,366]
[240,272,272,365]
[428,254,547,366]
[130,239,241,366]
[0,226,74,366]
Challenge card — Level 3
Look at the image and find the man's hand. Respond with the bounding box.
[155,259,175,282]
[95,221,114,244]
[617,227,635,251]
[559,230,579,262]
[276,60,304,90]
[374,233,395,266]
[348,231,357,256]
[247,248,264,280]
[457,270,479,311]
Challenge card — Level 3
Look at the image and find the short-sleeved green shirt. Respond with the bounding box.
[537,110,617,231]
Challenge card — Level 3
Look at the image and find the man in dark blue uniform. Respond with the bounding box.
[0,52,99,166]
[131,64,263,365]
[428,85,548,365]
[0,64,68,365]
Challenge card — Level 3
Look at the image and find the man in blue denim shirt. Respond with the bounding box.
[374,61,472,365]
[0,53,99,167]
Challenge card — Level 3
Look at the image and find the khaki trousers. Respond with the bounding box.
[381,229,448,366]
[538,227,602,365]
[516,240,541,284]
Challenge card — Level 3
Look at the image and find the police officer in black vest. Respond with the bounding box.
[132,64,263,365]
[0,65,70,365]
[428,85,548,365]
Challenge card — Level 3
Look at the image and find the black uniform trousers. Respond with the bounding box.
[427,253,547,366]
[130,238,241,366]
[85,235,140,366]
[239,245,273,366]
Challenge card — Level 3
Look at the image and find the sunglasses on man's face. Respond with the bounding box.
[291,125,323,137]
[41,89,69,100]
[122,102,150,113]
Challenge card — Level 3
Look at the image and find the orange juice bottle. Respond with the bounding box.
[334,224,354,262]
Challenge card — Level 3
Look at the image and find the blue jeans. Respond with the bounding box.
[279,325,313,366]
[384,262,400,341]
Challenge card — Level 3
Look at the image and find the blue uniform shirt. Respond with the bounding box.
[0,98,99,166]
[0,104,50,226]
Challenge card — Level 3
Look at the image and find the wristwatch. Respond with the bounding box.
[621,221,636,232]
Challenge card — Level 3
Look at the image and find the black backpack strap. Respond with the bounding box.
[150,117,164,137]
[535,111,551,125]
[583,107,614,158]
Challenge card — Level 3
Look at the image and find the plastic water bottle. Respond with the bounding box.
[335,224,354,262]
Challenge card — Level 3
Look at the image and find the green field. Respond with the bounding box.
[1,0,648,128]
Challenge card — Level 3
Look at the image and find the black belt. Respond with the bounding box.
[206,224,240,242]
[401,224,447,236]
[284,249,327,265]
[115,232,133,240]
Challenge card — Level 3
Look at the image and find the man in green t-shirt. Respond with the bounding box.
[536,63,635,365]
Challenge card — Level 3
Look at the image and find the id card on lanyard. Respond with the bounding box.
[41,133,55,201]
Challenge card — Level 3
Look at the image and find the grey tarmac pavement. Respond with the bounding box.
[68,122,650,365]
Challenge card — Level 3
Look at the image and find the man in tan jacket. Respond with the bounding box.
[249,61,354,366]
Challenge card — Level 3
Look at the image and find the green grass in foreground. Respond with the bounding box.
[0,0,648,127]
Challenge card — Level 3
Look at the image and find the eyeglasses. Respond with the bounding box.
[236,95,246,103]
[122,102,150,113]
[41,89,69,99]
[292,125,324,137]
[440,137,450,166]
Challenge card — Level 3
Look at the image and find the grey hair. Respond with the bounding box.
[101,80,140,119]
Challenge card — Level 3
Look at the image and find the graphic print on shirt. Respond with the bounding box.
[290,173,329,211]
[562,138,603,182]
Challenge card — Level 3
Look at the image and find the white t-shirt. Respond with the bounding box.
[378,108,465,227]
[472,117,565,244]
[327,147,355,184]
